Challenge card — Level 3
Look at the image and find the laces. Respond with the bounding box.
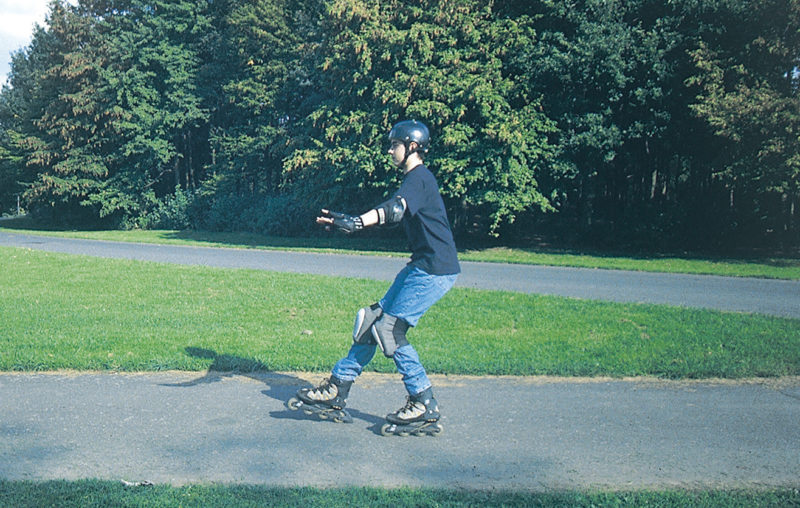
[307,378,337,400]
[396,396,424,419]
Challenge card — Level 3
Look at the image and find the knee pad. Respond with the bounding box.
[353,303,382,345]
[371,314,410,358]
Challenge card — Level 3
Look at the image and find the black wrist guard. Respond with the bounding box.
[328,211,364,234]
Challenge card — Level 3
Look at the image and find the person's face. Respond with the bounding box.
[388,139,406,167]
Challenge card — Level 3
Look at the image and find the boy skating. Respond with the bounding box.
[286,120,460,436]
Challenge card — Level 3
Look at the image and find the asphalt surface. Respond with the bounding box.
[1,231,799,318]
[1,231,799,490]
[2,372,799,490]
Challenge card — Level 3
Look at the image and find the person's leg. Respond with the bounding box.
[392,344,431,395]
[331,266,457,394]
[331,342,377,382]
[379,267,457,328]
[377,264,412,315]
[325,268,411,383]
[378,267,458,395]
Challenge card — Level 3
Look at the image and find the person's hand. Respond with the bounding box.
[315,209,334,228]
[316,209,363,234]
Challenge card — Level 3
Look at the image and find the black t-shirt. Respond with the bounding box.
[395,164,460,275]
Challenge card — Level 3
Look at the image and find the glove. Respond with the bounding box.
[325,210,363,234]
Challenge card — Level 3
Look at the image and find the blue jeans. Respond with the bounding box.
[331,265,458,395]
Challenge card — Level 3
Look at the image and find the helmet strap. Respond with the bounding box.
[400,142,411,167]
[400,141,419,168]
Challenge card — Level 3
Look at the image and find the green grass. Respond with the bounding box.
[460,245,800,280]
[1,480,798,507]
[2,246,798,378]
[1,221,798,279]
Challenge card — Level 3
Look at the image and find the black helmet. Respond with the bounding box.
[388,120,430,154]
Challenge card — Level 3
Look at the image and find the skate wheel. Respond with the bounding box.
[318,412,328,420]
[380,423,393,436]
[303,409,313,416]
[287,397,302,411]
[413,422,443,437]
[332,411,351,424]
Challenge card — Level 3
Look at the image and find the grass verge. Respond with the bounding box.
[1,223,798,279]
[2,247,798,378]
[1,481,798,507]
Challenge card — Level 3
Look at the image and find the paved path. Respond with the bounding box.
[1,371,799,490]
[1,232,798,318]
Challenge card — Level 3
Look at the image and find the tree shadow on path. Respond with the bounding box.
[161,347,382,428]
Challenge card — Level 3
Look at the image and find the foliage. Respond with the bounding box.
[0,0,212,225]
[284,0,559,234]
[687,0,800,246]
[122,186,195,230]
[0,0,797,248]
[9,1,117,223]
[96,0,213,220]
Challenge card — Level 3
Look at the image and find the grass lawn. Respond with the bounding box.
[2,246,798,378]
[1,481,798,507]
[1,223,799,279]
[1,241,798,505]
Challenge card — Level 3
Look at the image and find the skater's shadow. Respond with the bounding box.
[162,347,383,427]
[269,403,385,429]
[159,347,300,404]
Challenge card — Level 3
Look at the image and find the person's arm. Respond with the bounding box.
[359,209,379,227]
[316,197,406,233]
[315,209,363,233]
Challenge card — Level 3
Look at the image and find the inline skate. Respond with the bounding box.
[287,376,353,423]
[380,387,443,437]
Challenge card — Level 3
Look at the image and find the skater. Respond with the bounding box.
[287,120,460,436]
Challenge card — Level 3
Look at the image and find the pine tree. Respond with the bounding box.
[97,0,213,222]
[13,1,118,222]
[286,0,559,235]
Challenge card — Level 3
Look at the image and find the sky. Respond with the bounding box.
[0,0,76,87]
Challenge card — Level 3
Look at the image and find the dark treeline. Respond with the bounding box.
[0,0,797,251]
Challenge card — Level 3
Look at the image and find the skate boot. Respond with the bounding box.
[380,387,443,437]
[287,376,353,423]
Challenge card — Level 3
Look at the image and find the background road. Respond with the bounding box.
[1,231,798,318]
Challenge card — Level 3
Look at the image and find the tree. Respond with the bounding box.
[0,46,39,215]
[206,0,306,194]
[9,0,119,222]
[95,0,213,223]
[191,0,321,233]
[0,0,796,249]
[688,0,800,246]
[516,0,702,245]
[285,0,559,235]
